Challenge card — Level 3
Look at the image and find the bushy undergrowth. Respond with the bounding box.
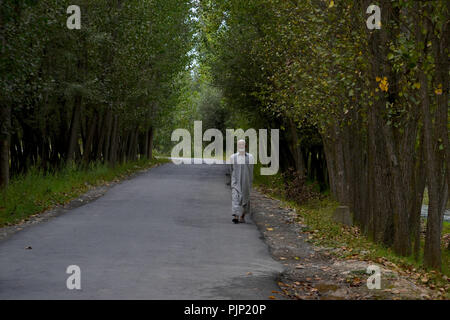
[254,165,321,204]
[282,168,322,204]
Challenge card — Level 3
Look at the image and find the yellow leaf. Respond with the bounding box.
[329,0,334,8]
[379,78,389,92]
[413,82,420,89]
[266,227,274,231]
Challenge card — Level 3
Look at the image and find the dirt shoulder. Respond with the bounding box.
[250,189,437,300]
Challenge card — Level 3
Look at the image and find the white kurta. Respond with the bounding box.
[230,153,254,215]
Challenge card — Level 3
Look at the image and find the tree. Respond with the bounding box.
[0,0,195,185]
[198,0,448,269]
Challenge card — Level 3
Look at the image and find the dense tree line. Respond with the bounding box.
[0,0,195,186]
[198,0,449,269]
[1,0,448,270]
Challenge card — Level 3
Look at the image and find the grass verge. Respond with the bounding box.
[0,158,167,227]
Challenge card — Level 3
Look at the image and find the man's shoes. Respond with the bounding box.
[232,214,246,224]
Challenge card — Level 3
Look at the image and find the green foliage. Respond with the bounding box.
[1,0,196,173]
[197,0,449,270]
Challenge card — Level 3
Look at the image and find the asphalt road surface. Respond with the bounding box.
[0,163,283,299]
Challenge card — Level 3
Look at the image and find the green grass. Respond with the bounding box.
[0,158,167,227]
[443,221,450,235]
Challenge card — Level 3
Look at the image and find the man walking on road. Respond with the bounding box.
[230,139,254,223]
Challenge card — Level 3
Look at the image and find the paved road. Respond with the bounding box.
[0,163,283,299]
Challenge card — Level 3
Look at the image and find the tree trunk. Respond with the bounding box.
[411,132,426,260]
[142,129,149,159]
[82,113,97,165]
[103,109,113,162]
[419,62,444,270]
[322,131,337,197]
[109,115,119,166]
[0,104,11,189]
[66,95,82,164]
[288,119,305,176]
[147,126,154,160]
[416,5,448,270]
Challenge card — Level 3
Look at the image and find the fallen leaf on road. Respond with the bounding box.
[269,296,276,300]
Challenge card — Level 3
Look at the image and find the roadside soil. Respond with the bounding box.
[250,189,440,300]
